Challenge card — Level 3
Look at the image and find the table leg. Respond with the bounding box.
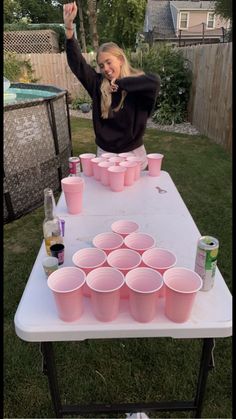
[194,338,215,418]
[40,339,215,418]
[40,342,63,418]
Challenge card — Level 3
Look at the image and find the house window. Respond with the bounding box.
[207,12,215,28]
[179,12,189,29]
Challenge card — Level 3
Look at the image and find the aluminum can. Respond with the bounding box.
[69,157,80,176]
[194,236,219,291]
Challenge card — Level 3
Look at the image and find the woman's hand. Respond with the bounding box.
[63,1,78,27]
[110,78,119,93]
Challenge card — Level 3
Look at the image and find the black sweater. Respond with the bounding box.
[66,36,161,153]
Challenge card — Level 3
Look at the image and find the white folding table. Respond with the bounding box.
[14,171,232,417]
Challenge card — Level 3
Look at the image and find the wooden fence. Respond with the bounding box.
[180,42,232,152]
[16,51,96,101]
[15,42,232,152]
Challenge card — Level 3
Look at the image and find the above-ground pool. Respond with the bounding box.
[4,83,72,223]
[4,86,58,104]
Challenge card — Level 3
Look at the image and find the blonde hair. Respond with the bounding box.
[97,42,144,119]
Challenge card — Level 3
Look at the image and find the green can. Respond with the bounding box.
[194,236,219,291]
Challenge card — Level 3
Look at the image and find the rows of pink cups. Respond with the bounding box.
[47,220,202,324]
[60,152,164,215]
[79,152,164,192]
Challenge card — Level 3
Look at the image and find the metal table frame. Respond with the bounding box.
[40,338,215,418]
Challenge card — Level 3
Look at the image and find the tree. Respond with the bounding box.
[77,0,87,52]
[87,0,99,51]
[214,0,232,21]
[213,0,232,40]
[97,0,146,49]
[17,0,63,23]
[4,0,22,23]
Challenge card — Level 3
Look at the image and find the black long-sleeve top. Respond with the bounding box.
[66,36,161,153]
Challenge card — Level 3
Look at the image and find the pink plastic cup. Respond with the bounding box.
[163,267,203,323]
[147,153,164,177]
[119,161,137,186]
[79,153,96,176]
[92,232,123,255]
[47,267,86,322]
[124,232,155,255]
[118,152,135,159]
[91,157,106,180]
[111,220,139,237]
[98,161,115,186]
[126,267,163,322]
[72,248,107,297]
[101,152,117,159]
[108,166,127,192]
[86,267,125,321]
[108,156,125,166]
[142,247,177,298]
[126,156,142,180]
[61,177,85,214]
[107,248,142,298]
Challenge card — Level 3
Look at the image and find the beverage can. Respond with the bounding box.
[194,236,219,291]
[69,157,81,176]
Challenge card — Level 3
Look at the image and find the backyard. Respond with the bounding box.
[4,117,232,418]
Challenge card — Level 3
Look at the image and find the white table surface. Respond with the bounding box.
[14,171,232,342]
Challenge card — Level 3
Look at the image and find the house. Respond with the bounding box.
[143,0,231,46]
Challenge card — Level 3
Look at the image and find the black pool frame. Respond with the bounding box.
[4,83,73,223]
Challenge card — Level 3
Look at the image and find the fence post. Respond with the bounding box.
[179,30,182,47]
[202,22,205,44]
[221,27,225,43]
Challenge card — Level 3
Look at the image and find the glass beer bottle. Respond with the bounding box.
[43,188,63,255]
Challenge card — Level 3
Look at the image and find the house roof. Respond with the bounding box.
[170,1,215,10]
[143,1,220,41]
[143,0,176,38]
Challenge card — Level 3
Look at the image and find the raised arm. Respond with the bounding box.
[63,2,98,97]
[63,1,78,39]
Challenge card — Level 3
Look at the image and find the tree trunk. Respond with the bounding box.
[87,0,99,51]
[77,0,87,52]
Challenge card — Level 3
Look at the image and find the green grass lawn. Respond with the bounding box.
[4,117,232,418]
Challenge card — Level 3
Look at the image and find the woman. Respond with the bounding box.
[63,1,160,169]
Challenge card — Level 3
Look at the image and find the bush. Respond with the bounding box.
[71,97,82,110]
[4,51,39,83]
[4,22,29,31]
[71,89,92,110]
[129,43,192,125]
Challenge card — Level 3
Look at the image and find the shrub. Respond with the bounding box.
[129,43,192,125]
[71,88,92,110]
[71,97,82,110]
[4,51,39,83]
[4,22,29,32]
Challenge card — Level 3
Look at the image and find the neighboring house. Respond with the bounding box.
[143,0,231,46]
